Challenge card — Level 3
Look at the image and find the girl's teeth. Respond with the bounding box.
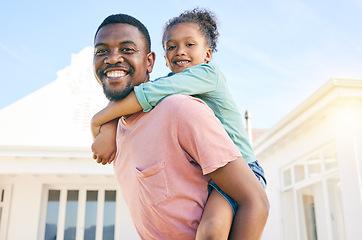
[176,61,189,65]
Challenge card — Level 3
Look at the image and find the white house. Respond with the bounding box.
[255,77,362,239]
[0,47,138,240]
[0,47,361,239]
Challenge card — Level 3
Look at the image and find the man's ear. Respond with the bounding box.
[147,51,156,73]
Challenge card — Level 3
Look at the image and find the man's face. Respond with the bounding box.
[94,23,155,101]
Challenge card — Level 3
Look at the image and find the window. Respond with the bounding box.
[327,176,345,240]
[282,168,292,188]
[280,144,345,240]
[84,190,98,239]
[307,153,321,177]
[42,188,118,240]
[103,191,116,240]
[294,162,305,182]
[0,185,11,240]
[65,190,79,240]
[45,190,61,240]
[0,189,4,226]
[296,184,320,240]
[324,146,338,170]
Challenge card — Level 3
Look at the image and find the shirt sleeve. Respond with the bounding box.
[176,97,242,175]
[134,64,218,112]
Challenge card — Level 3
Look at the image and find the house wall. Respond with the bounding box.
[258,99,362,239]
[0,156,140,240]
[334,102,362,239]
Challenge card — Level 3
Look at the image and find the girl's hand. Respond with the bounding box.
[91,119,118,165]
[92,132,116,165]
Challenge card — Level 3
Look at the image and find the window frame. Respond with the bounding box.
[39,184,122,240]
[279,143,345,240]
[0,185,12,240]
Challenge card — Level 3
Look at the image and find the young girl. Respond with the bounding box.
[92,8,266,239]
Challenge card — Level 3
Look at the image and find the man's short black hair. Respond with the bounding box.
[95,14,151,52]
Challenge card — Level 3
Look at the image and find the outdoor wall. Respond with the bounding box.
[0,155,140,240]
[256,89,362,239]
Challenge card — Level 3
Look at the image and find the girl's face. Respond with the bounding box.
[163,23,212,73]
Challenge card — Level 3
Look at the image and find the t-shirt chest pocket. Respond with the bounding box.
[135,161,170,206]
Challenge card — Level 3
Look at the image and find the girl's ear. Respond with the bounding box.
[205,48,212,63]
[164,55,170,68]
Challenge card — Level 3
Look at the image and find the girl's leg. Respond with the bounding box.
[196,189,234,240]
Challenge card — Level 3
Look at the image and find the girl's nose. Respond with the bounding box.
[176,46,186,56]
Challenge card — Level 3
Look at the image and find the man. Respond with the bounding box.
[93,14,269,240]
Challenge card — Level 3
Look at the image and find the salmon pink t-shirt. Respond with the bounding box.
[113,94,241,240]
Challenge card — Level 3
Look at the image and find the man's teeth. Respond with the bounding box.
[106,71,126,77]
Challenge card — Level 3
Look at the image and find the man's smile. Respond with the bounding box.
[103,68,130,83]
[106,70,127,78]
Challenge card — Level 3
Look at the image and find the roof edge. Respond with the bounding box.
[254,78,362,151]
[0,145,91,158]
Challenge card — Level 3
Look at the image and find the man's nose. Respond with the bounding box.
[104,51,124,64]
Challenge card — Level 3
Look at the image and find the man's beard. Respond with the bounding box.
[102,82,132,102]
[98,64,135,102]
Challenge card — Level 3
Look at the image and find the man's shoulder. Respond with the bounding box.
[156,94,212,117]
[159,94,206,108]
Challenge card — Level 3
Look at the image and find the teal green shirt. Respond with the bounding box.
[134,63,256,163]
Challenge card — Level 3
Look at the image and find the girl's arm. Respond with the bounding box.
[91,91,142,138]
[92,119,118,165]
[134,63,218,111]
[91,92,141,165]
[91,63,218,138]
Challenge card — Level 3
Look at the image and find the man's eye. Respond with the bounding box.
[95,49,108,55]
[121,48,136,53]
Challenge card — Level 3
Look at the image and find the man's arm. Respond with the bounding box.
[208,158,269,240]
[175,96,269,239]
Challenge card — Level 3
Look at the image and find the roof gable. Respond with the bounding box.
[0,47,108,148]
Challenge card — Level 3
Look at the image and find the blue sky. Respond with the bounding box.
[1,0,361,128]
